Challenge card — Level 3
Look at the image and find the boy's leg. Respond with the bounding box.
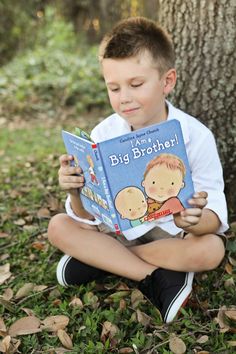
[48,213,157,282]
[56,254,110,286]
[48,214,194,323]
[129,232,225,272]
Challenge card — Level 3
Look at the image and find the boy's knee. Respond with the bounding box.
[191,234,225,271]
[47,213,70,246]
[206,234,225,270]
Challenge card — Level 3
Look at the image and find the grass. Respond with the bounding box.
[0,116,236,353]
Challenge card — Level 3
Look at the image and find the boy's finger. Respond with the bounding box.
[59,154,74,166]
[188,197,207,207]
[61,175,84,184]
[193,191,208,199]
[59,166,83,176]
[181,208,202,217]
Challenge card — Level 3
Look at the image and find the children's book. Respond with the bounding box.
[62,119,194,236]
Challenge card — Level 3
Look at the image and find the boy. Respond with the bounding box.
[48,17,228,323]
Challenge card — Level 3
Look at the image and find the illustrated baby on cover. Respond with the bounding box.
[142,153,185,220]
[115,186,148,227]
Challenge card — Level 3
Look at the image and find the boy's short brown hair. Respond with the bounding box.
[99,17,175,76]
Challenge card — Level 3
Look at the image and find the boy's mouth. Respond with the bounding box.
[122,107,140,114]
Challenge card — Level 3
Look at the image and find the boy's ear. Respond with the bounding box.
[163,69,177,96]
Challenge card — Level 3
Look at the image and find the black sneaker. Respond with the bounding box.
[138,268,194,323]
[56,254,109,286]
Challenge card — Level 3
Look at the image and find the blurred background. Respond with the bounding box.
[0,0,235,219]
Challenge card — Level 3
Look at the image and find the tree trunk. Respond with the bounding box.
[158,0,236,220]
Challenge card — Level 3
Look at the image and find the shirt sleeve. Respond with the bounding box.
[187,129,228,234]
[65,195,102,226]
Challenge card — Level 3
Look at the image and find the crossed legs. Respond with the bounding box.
[48,213,225,280]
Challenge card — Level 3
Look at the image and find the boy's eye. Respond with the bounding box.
[171,182,174,185]
[129,208,132,211]
[131,83,143,88]
[110,87,119,92]
[152,181,155,184]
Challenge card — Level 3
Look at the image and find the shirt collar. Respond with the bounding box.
[166,100,190,145]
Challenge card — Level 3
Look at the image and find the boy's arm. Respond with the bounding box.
[174,192,221,236]
[59,154,97,222]
[69,189,95,220]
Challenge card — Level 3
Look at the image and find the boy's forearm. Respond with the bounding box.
[69,190,95,220]
[182,209,221,236]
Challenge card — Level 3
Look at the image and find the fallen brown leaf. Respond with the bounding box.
[119,298,127,311]
[41,315,69,332]
[131,289,144,308]
[118,347,134,353]
[100,321,119,347]
[0,263,11,285]
[37,208,51,218]
[225,262,233,275]
[69,297,83,308]
[0,335,11,353]
[57,329,73,350]
[228,256,236,266]
[2,288,13,301]
[0,317,7,333]
[224,309,236,323]
[215,306,236,333]
[31,241,46,251]
[13,218,26,226]
[169,334,186,354]
[196,335,209,344]
[21,308,36,317]
[136,309,151,327]
[227,340,236,347]
[47,195,61,211]
[9,316,41,336]
[0,232,10,238]
[15,283,35,299]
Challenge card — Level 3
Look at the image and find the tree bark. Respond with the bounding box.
[158,0,236,220]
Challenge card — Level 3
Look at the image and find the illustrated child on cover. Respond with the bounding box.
[142,153,185,220]
[48,17,228,323]
[114,186,148,227]
[86,154,99,185]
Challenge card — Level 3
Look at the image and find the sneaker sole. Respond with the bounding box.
[164,271,194,323]
[56,254,72,287]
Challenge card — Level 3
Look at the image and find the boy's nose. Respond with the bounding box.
[120,88,132,104]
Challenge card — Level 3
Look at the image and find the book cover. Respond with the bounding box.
[62,119,194,234]
[62,130,120,232]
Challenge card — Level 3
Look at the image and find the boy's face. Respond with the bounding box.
[102,52,176,130]
[142,164,184,202]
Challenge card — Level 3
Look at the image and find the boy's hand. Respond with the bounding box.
[58,154,84,193]
[173,191,208,230]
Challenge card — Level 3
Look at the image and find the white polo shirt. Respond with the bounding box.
[65,101,228,239]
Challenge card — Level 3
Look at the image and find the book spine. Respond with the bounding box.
[92,144,121,234]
